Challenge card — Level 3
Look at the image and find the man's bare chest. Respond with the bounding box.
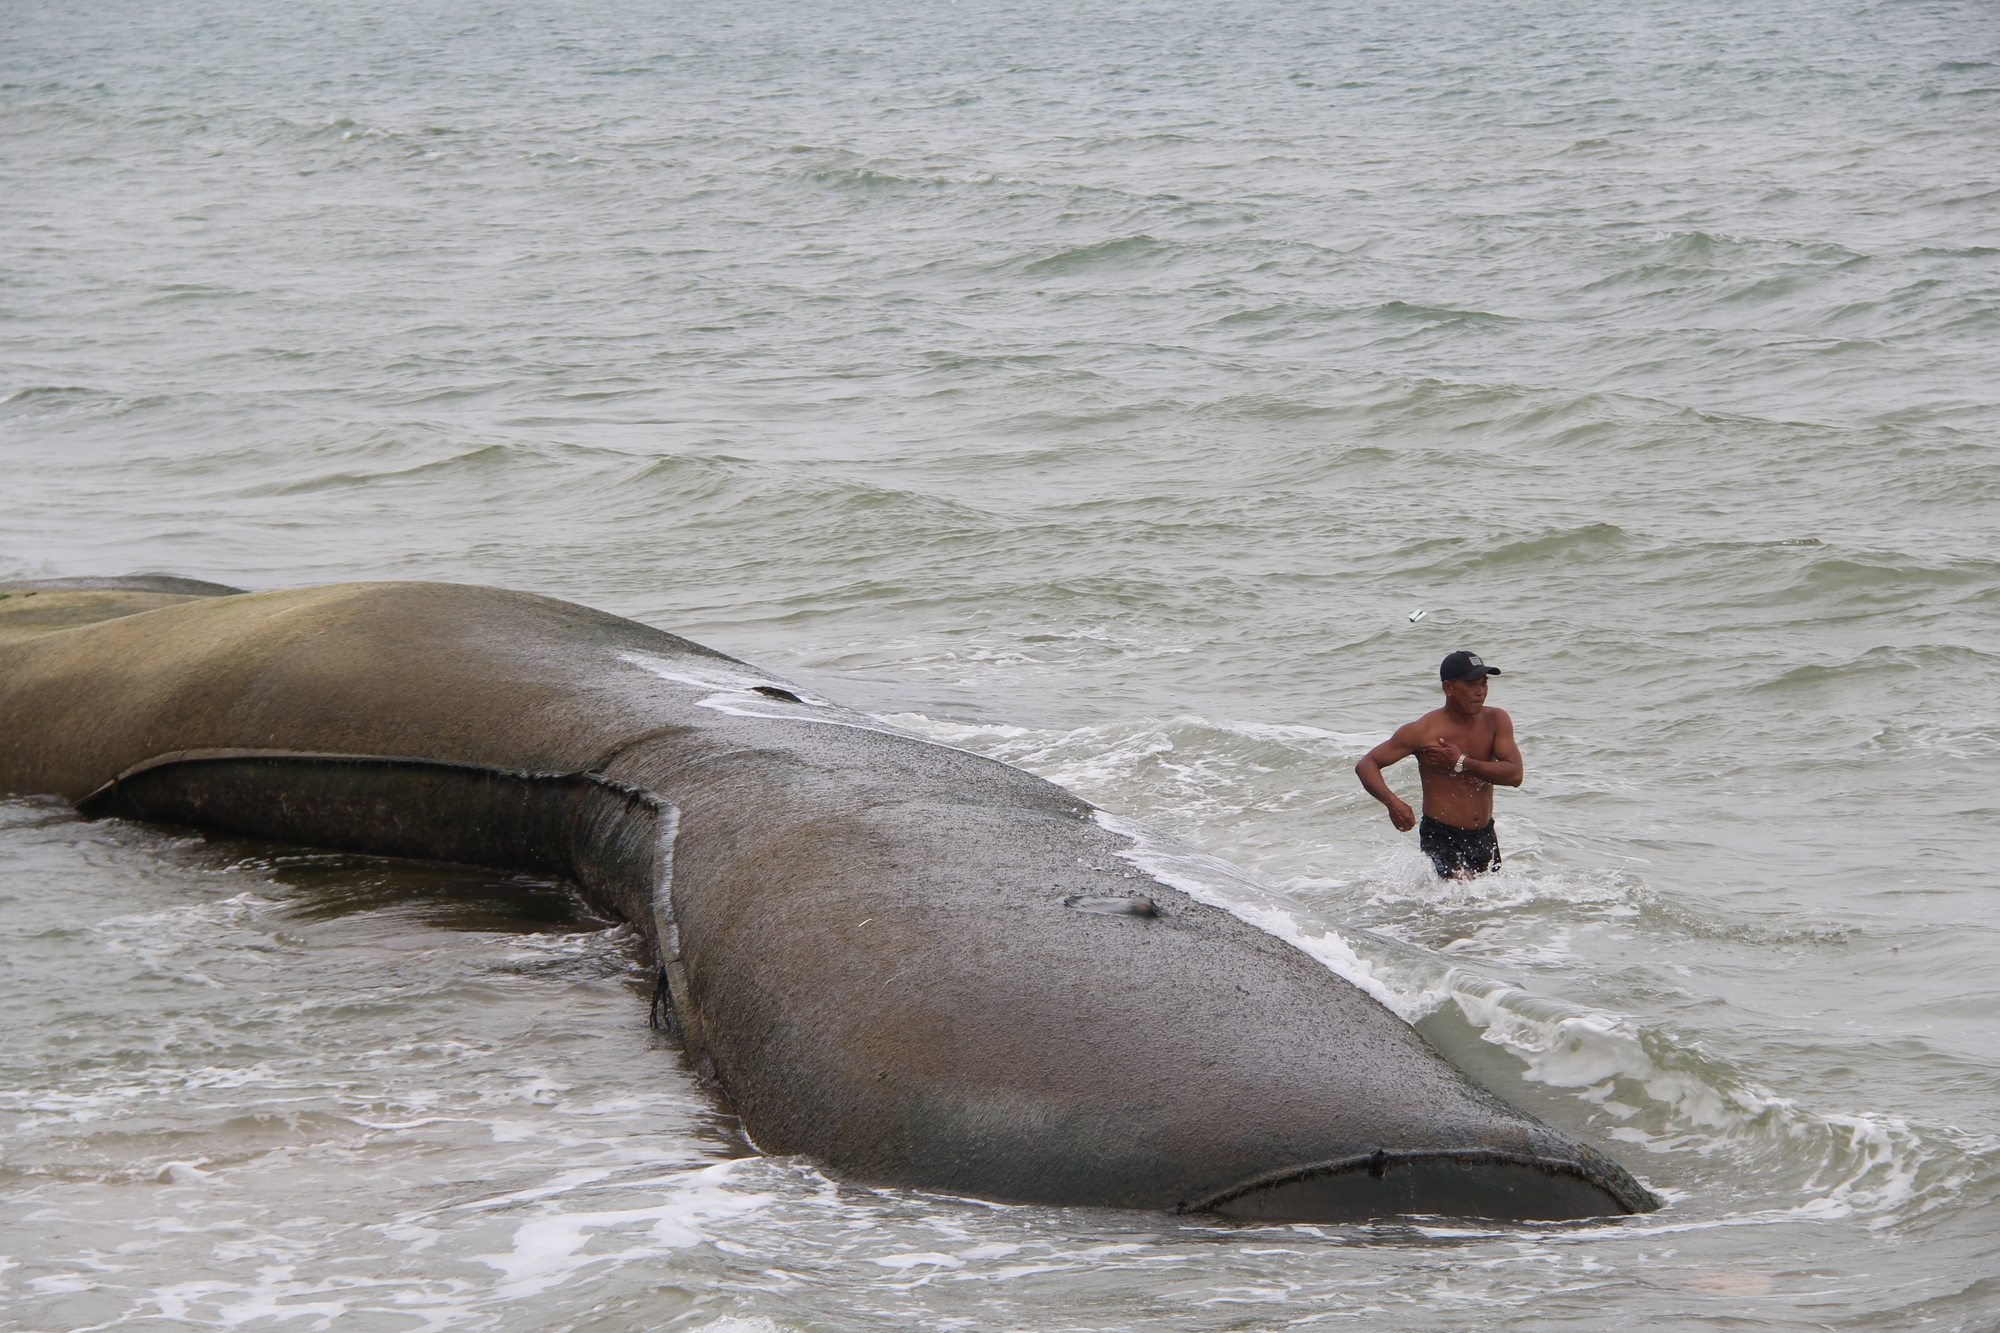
[1416,715,1497,758]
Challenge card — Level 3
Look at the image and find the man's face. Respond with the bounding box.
[1442,675,1489,711]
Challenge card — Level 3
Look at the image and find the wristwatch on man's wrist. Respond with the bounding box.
[1452,754,1466,775]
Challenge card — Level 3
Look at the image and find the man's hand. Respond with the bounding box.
[1418,716,1523,788]
[1357,727,1424,832]
[1419,738,1462,771]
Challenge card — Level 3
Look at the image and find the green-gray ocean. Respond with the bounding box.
[4,0,1998,1327]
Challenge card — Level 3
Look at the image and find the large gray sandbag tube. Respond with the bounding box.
[0,577,1659,1222]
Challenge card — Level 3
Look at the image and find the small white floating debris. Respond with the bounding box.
[1408,609,1429,622]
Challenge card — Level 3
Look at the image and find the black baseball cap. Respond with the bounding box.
[1441,651,1501,682]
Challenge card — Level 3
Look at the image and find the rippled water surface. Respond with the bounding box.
[5,0,2000,1327]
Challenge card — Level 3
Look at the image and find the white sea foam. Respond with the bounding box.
[469,1161,776,1300]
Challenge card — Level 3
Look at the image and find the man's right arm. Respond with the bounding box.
[1356,727,1421,832]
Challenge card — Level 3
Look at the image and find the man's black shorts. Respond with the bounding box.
[1419,816,1501,878]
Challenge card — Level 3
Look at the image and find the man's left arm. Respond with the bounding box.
[1469,709,1523,787]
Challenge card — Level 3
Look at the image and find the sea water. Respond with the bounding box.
[3,0,1998,1327]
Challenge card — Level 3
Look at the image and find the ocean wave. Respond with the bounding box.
[1019,234,1172,276]
[1753,642,2000,693]
[869,712,1996,1231]
[1095,814,1994,1229]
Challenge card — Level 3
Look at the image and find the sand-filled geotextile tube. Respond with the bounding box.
[0,577,1658,1222]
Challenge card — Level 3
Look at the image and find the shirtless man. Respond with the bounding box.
[1355,651,1523,878]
